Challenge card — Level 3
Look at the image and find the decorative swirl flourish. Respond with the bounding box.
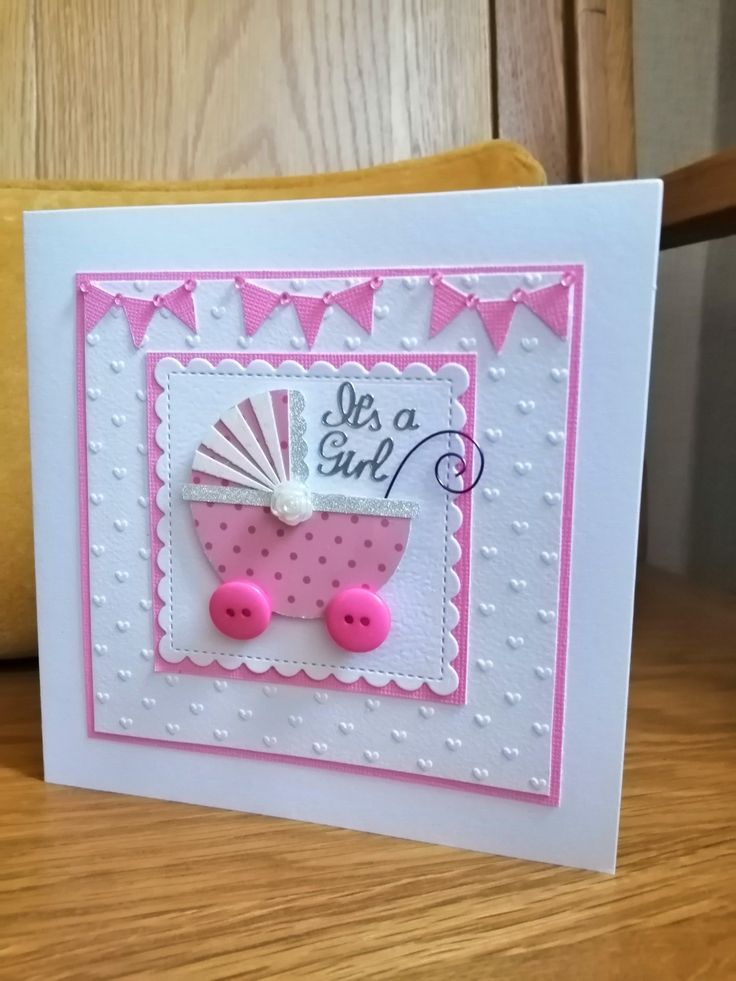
[383,430,485,499]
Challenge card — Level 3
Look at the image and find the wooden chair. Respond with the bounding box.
[661,148,736,249]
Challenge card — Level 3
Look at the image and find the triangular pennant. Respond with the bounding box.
[332,280,375,334]
[292,294,328,348]
[82,284,115,332]
[161,283,197,333]
[429,279,468,337]
[121,295,157,348]
[520,282,571,339]
[239,282,282,337]
[476,298,518,353]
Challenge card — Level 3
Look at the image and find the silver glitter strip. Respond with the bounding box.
[311,493,419,518]
[288,390,309,483]
[182,485,271,506]
[182,483,418,518]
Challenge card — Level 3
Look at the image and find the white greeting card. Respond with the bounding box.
[24,183,661,871]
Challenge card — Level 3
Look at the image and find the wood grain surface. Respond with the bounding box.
[12,0,492,180]
[0,0,36,177]
[0,0,638,186]
[494,0,572,184]
[573,0,636,181]
[1,568,734,979]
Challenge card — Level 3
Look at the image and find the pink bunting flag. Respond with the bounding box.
[81,283,115,332]
[239,282,282,336]
[519,282,571,339]
[292,294,328,348]
[429,279,468,337]
[161,283,197,334]
[332,280,375,334]
[476,298,518,353]
[121,296,157,349]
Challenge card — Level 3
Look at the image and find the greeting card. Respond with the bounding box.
[24,183,661,870]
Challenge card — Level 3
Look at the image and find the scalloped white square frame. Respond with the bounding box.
[24,183,661,871]
[153,355,469,696]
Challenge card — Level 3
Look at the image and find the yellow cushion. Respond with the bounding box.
[2,140,544,656]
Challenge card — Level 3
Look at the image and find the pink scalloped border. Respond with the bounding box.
[148,352,474,705]
[76,264,584,807]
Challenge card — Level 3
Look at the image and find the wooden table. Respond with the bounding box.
[0,568,734,979]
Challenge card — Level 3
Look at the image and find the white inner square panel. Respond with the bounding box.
[156,357,469,694]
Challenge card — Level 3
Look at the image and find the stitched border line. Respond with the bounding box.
[160,366,458,685]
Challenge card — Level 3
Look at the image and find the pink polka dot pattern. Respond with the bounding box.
[190,499,411,619]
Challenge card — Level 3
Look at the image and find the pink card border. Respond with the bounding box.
[147,351,475,705]
[76,264,584,807]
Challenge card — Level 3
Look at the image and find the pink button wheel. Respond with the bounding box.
[209,581,271,640]
[325,588,391,653]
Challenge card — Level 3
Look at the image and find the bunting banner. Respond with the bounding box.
[80,279,198,349]
[78,271,573,352]
[428,271,574,351]
[236,276,380,348]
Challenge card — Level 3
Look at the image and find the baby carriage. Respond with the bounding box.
[182,387,482,654]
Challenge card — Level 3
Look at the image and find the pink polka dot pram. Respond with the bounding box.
[182,388,419,653]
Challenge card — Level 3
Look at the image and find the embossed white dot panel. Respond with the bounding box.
[82,269,579,802]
